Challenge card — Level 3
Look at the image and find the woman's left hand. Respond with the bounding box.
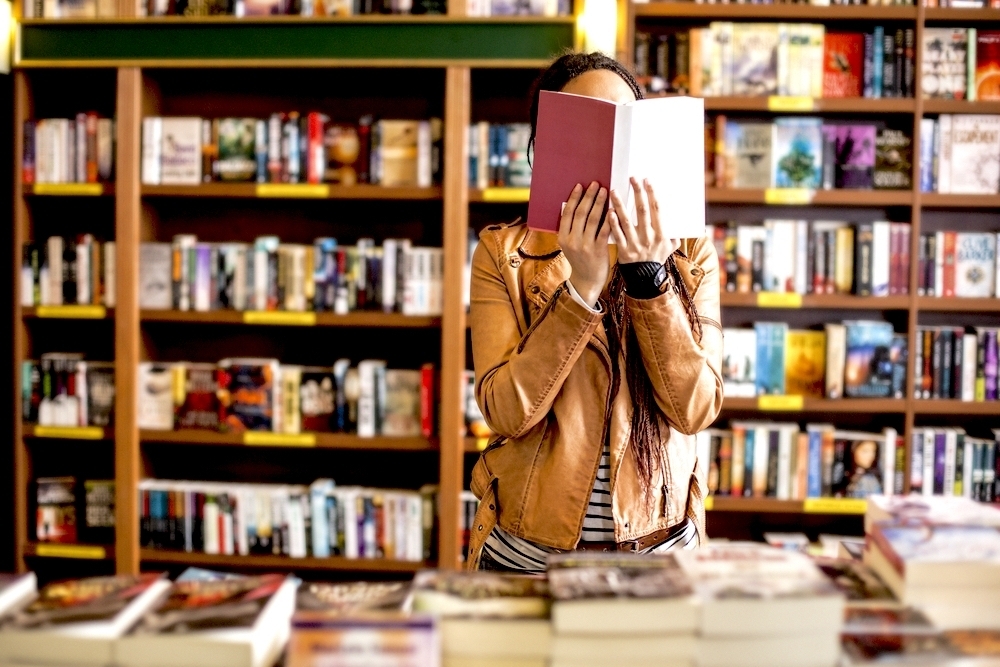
[609,177,681,264]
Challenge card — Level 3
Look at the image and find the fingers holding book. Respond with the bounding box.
[559,181,612,308]
[610,177,681,265]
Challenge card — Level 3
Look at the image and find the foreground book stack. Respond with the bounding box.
[548,553,697,667]
[412,571,551,667]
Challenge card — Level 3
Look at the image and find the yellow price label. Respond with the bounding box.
[764,188,814,205]
[481,187,530,203]
[243,432,316,447]
[803,498,868,515]
[33,183,104,196]
[767,96,815,112]
[256,184,329,198]
[757,395,804,411]
[703,495,714,511]
[243,311,316,326]
[757,292,803,308]
[33,425,106,440]
[34,544,107,559]
[35,305,107,319]
[476,437,490,451]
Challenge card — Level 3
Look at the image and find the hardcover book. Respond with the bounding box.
[296,581,411,613]
[299,367,335,433]
[843,321,895,398]
[831,431,884,498]
[725,122,773,189]
[822,33,864,98]
[723,328,757,398]
[955,232,997,297]
[922,28,969,99]
[812,558,897,607]
[754,322,788,396]
[411,571,550,619]
[159,117,202,185]
[874,128,913,190]
[784,329,825,398]
[527,90,705,238]
[835,124,876,189]
[286,613,438,667]
[731,23,779,96]
[949,114,1000,194]
[175,362,220,430]
[382,369,421,437]
[35,476,76,543]
[216,118,257,182]
[976,31,1000,101]
[217,358,279,432]
[772,117,823,189]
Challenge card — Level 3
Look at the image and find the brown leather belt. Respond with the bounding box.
[576,527,675,553]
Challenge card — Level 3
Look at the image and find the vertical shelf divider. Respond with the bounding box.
[439,65,471,571]
[115,67,142,575]
[13,71,30,574]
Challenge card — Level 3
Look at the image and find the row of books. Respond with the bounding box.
[915,231,1000,298]
[922,28,999,101]
[467,122,531,189]
[137,359,435,437]
[23,0,445,16]
[637,25,916,99]
[35,476,115,545]
[723,321,905,399]
[19,236,116,308]
[139,236,444,316]
[22,354,115,427]
[918,114,1000,194]
[637,0,918,5]
[909,427,1000,501]
[924,0,1000,7]
[913,326,1000,401]
[141,116,441,188]
[22,116,115,185]
[710,116,912,190]
[464,0,569,16]
[700,423,903,500]
[138,479,435,562]
[710,220,913,296]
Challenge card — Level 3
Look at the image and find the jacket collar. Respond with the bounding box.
[518,227,562,260]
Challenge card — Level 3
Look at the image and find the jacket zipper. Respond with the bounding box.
[517,285,563,354]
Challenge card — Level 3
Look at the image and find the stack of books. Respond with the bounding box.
[548,552,698,667]
[412,571,551,667]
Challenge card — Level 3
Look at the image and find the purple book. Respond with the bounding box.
[836,124,876,189]
[934,431,947,495]
[986,330,998,401]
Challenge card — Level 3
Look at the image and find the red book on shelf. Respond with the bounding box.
[823,33,865,98]
[526,90,705,238]
[976,31,1000,101]
[420,363,435,439]
[942,231,957,298]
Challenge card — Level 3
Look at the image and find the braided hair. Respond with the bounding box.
[527,52,703,503]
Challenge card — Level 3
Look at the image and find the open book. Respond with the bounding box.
[526,90,705,239]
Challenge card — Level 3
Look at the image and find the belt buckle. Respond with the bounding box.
[618,540,639,553]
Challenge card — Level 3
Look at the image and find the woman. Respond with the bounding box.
[467,52,723,572]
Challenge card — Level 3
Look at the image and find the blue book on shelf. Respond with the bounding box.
[873,26,884,98]
[754,322,788,395]
[743,428,755,498]
[806,427,823,498]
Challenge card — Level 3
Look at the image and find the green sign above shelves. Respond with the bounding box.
[18,18,575,66]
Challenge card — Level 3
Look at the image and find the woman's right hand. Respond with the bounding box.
[558,181,612,307]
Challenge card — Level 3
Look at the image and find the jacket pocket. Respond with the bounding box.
[470,453,495,500]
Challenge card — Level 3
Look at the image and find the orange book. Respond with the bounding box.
[976,31,1000,101]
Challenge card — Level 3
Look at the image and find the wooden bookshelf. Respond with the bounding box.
[140,183,443,200]
[23,424,115,440]
[720,293,911,310]
[921,100,1000,115]
[916,297,1000,312]
[139,549,430,572]
[721,398,908,414]
[920,193,1000,208]
[139,429,439,450]
[912,400,1000,416]
[704,497,868,515]
[139,310,441,328]
[633,3,917,20]
[923,7,1000,21]
[705,188,914,206]
[24,183,115,196]
[22,306,114,319]
[701,97,916,114]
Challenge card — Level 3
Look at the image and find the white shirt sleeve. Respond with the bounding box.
[566,280,602,313]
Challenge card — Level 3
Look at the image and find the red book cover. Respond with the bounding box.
[976,31,1000,101]
[823,33,865,98]
[527,92,616,233]
[899,225,910,295]
[307,112,326,184]
[943,231,957,297]
[420,363,435,439]
[889,224,902,296]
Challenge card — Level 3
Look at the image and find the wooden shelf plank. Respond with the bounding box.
[917,297,1000,312]
[920,193,1000,208]
[141,183,443,200]
[707,188,913,206]
[23,424,114,440]
[23,542,114,559]
[634,3,917,19]
[140,310,441,328]
[721,397,907,413]
[720,293,911,309]
[912,400,1000,415]
[139,549,429,572]
[23,306,113,319]
[705,497,867,515]
[140,429,438,450]
[922,99,1000,114]
[468,187,530,203]
[702,97,915,113]
[924,7,1000,21]
[21,15,576,25]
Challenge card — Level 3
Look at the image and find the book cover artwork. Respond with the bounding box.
[773,118,823,189]
[922,29,969,99]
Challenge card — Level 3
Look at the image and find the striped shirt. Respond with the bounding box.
[482,442,698,573]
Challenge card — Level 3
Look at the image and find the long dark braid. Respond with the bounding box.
[528,52,703,502]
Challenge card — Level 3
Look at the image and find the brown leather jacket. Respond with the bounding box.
[466,220,724,569]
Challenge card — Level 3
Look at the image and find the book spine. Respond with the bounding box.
[855,222,874,296]
[420,363,435,439]
[938,114,952,193]
[141,117,162,185]
[863,32,875,98]
[873,26,884,97]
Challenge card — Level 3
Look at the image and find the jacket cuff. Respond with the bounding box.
[619,261,667,299]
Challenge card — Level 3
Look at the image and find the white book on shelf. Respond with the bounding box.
[871,221,891,297]
[937,114,952,194]
[882,427,897,497]
[357,359,387,437]
[922,429,935,497]
[962,333,977,402]
[104,241,116,308]
[141,117,163,185]
[46,236,63,306]
[963,439,975,500]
